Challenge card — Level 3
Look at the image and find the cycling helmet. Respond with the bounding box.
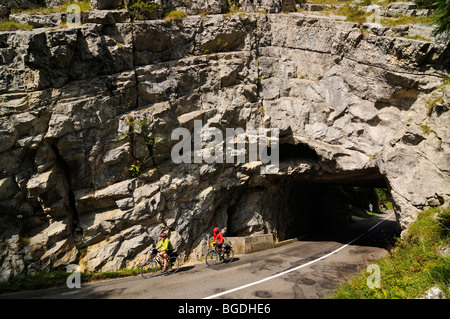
[213,227,219,232]
[160,232,168,238]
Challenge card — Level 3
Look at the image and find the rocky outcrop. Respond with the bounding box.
[0,12,449,281]
[1,0,298,21]
[0,1,68,21]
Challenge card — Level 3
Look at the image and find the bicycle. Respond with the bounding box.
[205,241,234,266]
[141,247,180,279]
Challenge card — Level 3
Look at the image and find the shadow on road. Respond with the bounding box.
[297,212,401,250]
[205,257,241,271]
[177,265,195,273]
[0,214,399,299]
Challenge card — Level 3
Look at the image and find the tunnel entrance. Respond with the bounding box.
[275,182,394,241]
[226,176,395,241]
[226,141,397,243]
[271,143,394,240]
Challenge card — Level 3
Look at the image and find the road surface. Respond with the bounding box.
[0,211,399,299]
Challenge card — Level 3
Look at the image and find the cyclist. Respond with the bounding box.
[154,232,173,272]
[212,227,224,256]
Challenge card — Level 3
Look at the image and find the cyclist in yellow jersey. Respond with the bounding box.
[154,233,173,271]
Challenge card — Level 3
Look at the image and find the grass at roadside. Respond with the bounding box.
[332,206,450,299]
[0,267,142,294]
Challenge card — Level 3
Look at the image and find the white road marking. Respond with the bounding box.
[203,212,395,299]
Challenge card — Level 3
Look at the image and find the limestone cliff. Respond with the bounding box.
[0,8,449,281]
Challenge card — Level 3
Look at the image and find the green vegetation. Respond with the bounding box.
[0,267,142,294]
[4,0,446,37]
[0,21,33,31]
[259,106,265,117]
[227,0,241,8]
[3,1,91,31]
[328,4,435,26]
[426,95,443,116]
[333,186,392,218]
[360,0,373,6]
[440,77,450,88]
[420,124,431,134]
[334,4,369,24]
[60,0,92,13]
[414,0,437,9]
[309,0,353,5]
[402,34,432,41]
[128,160,142,177]
[163,10,188,21]
[333,206,450,299]
[17,237,31,250]
[119,0,159,21]
[380,15,434,27]
[300,0,441,31]
[374,188,393,210]
[223,6,243,18]
[11,1,92,15]
[432,0,450,37]
[118,115,168,175]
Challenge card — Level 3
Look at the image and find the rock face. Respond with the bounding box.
[89,0,296,15]
[0,12,449,281]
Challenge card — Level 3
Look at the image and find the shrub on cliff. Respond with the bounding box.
[414,0,437,9]
[414,0,450,37]
[119,0,160,21]
[432,0,450,37]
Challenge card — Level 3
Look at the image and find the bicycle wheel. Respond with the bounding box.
[141,258,159,279]
[167,256,180,274]
[206,250,219,267]
[223,248,234,263]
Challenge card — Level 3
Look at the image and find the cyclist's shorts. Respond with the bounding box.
[167,250,176,257]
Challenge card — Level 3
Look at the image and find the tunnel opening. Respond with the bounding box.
[224,140,400,248]
[226,165,398,248]
[277,182,395,242]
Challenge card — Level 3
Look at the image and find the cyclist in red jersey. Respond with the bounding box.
[213,227,224,255]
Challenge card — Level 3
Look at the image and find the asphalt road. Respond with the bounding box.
[0,211,399,300]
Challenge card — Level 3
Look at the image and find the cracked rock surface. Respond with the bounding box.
[0,11,449,280]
